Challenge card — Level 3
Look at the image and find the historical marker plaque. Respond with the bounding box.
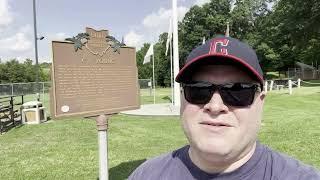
[50,27,139,118]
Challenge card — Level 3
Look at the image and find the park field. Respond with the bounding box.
[0,87,319,179]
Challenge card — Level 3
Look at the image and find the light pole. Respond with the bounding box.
[33,0,44,100]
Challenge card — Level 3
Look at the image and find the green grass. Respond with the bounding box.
[260,86,320,167]
[0,87,320,179]
[266,71,286,80]
[140,88,173,104]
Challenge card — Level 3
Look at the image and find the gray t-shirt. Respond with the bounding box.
[128,142,320,180]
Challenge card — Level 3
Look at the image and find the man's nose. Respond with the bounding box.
[203,91,229,114]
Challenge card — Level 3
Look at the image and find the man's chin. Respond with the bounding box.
[195,141,233,157]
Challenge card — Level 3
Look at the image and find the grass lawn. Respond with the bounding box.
[0,87,320,179]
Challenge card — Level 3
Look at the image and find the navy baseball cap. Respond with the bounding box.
[175,36,264,86]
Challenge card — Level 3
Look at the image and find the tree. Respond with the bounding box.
[255,0,320,70]
[5,59,26,83]
[24,59,36,82]
[179,1,232,67]
[154,33,171,87]
[136,43,153,80]
[136,0,320,81]
[0,59,50,83]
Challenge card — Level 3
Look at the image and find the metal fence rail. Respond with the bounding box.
[287,68,320,80]
[0,82,51,96]
[0,79,153,101]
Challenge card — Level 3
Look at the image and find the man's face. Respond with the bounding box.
[180,64,265,162]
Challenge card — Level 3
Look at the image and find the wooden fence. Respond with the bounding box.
[0,95,24,134]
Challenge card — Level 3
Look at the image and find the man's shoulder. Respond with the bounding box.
[262,144,320,180]
[128,146,190,180]
[132,151,174,172]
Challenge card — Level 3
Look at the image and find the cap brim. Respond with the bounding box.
[175,54,264,84]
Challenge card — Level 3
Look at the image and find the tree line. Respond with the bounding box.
[137,0,320,87]
[0,59,50,84]
[1,0,318,85]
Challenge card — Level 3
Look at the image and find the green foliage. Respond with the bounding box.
[137,0,320,82]
[179,1,232,66]
[136,44,152,80]
[0,59,50,83]
[154,33,172,87]
[253,0,320,71]
[136,34,173,87]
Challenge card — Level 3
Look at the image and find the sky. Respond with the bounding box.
[0,0,210,63]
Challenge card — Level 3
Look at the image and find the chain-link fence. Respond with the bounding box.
[287,68,320,80]
[138,79,152,96]
[0,82,51,97]
[0,79,153,112]
[0,82,51,115]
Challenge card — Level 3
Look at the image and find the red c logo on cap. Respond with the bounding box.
[210,39,229,55]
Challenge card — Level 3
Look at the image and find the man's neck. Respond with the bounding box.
[188,142,257,174]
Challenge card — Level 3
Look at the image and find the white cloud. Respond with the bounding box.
[142,7,188,29]
[0,0,13,29]
[194,0,211,6]
[0,1,33,62]
[124,0,211,50]
[125,6,188,49]
[20,24,32,34]
[124,31,144,48]
[47,32,68,41]
[0,32,32,51]
[0,25,33,52]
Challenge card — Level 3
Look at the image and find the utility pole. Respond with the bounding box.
[33,0,40,97]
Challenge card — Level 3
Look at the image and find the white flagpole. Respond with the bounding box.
[166,18,173,56]
[225,22,230,37]
[172,0,181,107]
[170,40,174,106]
[152,54,156,104]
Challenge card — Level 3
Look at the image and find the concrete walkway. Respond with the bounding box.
[121,103,180,116]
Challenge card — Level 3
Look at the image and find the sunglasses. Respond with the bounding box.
[182,81,261,107]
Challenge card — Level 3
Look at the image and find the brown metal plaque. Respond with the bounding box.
[50,27,140,118]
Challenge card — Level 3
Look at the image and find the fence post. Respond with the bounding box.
[20,95,24,122]
[289,80,292,95]
[270,80,274,91]
[10,96,14,126]
[264,81,268,93]
[42,82,45,102]
[298,78,301,88]
[148,78,152,96]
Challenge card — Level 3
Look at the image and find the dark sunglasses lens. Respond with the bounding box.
[220,84,256,106]
[184,86,212,104]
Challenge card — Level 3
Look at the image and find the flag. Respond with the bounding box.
[165,19,173,56]
[143,44,154,64]
[202,37,206,44]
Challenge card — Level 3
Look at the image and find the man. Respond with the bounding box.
[129,36,320,179]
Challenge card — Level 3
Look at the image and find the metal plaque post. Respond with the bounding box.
[96,114,110,180]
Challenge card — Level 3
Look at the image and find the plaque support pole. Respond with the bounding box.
[96,114,110,180]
